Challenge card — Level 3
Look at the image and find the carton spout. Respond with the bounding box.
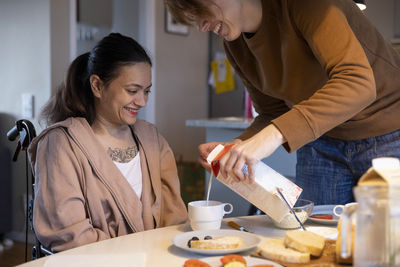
[207,144,234,177]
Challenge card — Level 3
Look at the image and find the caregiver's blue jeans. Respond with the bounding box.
[294,129,400,205]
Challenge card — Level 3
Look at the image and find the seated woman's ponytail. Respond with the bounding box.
[40,52,95,125]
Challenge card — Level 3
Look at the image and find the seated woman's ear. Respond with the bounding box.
[90,74,104,99]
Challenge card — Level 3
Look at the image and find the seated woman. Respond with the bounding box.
[28,33,188,252]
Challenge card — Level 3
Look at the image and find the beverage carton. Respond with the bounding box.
[207,144,302,222]
[358,157,400,186]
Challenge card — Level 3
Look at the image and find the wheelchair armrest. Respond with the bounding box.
[40,245,54,256]
[32,244,54,259]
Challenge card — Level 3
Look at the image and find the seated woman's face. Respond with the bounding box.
[96,62,152,126]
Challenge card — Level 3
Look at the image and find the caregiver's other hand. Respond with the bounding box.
[218,124,286,183]
[198,139,242,172]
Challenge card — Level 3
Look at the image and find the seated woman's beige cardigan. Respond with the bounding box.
[28,117,188,252]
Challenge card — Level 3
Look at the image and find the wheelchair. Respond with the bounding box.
[7,119,53,260]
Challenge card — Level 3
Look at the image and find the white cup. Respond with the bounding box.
[333,202,358,217]
[188,200,233,231]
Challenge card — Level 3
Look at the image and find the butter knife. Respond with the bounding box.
[276,187,307,231]
[228,221,252,233]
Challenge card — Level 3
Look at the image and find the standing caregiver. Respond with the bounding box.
[166,0,400,205]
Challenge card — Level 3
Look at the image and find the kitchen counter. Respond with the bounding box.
[186,117,297,217]
[185,116,252,129]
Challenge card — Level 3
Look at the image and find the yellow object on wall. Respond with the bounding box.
[210,58,235,94]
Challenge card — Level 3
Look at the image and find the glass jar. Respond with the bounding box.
[388,185,400,266]
[353,185,390,266]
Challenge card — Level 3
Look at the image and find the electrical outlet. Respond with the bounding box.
[21,93,34,118]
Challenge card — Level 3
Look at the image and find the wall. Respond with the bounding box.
[0,0,50,130]
[0,0,76,240]
[0,0,51,239]
[364,0,395,39]
[79,0,113,28]
[153,1,208,162]
[50,0,77,94]
[112,0,139,38]
[137,0,156,124]
[76,0,113,55]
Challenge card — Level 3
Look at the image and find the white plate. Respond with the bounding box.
[307,226,338,240]
[308,205,339,225]
[199,255,283,267]
[172,229,261,255]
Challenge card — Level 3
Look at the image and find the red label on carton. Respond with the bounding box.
[211,144,235,177]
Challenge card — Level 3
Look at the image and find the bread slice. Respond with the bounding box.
[259,238,310,263]
[190,236,244,250]
[284,230,326,257]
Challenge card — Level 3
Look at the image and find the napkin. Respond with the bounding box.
[43,253,146,267]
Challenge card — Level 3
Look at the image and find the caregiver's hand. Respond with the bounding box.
[198,139,242,172]
[219,124,286,183]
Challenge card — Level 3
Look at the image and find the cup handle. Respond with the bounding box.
[223,203,233,215]
[340,210,354,259]
[333,205,345,217]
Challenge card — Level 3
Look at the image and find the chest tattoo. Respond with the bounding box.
[107,145,138,163]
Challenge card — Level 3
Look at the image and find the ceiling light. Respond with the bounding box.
[354,0,366,10]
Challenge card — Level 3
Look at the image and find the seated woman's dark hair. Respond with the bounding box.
[40,33,152,125]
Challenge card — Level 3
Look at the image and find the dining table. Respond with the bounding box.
[17,215,344,267]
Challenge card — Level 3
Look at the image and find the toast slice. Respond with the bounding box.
[284,230,326,257]
[259,238,310,263]
[190,236,244,250]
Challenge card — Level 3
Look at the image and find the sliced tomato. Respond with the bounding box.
[310,214,333,220]
[184,259,211,267]
[220,254,246,265]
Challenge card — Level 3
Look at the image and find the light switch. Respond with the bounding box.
[21,93,34,119]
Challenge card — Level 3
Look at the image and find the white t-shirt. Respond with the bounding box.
[113,153,142,198]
